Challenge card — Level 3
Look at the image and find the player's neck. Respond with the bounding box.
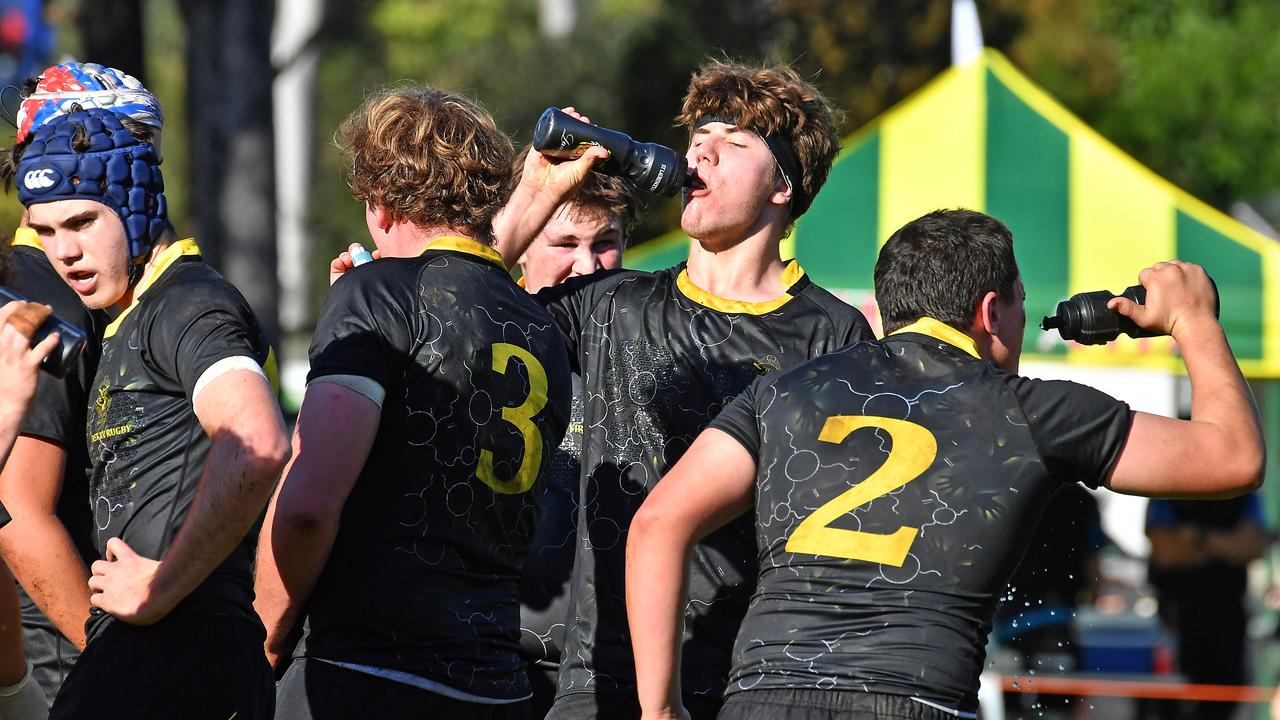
[685,233,790,302]
[115,236,176,311]
[376,222,481,258]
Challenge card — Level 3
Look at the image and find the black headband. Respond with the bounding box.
[693,114,811,218]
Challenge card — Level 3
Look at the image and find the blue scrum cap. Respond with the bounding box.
[16,108,168,273]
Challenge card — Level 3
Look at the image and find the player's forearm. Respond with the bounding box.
[0,516,89,648]
[0,403,24,467]
[0,564,26,684]
[492,180,562,269]
[146,432,286,616]
[253,481,341,666]
[1175,318,1265,493]
[253,384,376,663]
[1148,530,1212,569]
[626,511,693,714]
[1204,524,1267,566]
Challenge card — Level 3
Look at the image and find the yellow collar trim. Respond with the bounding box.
[676,259,805,315]
[12,227,42,251]
[104,239,201,339]
[889,317,980,359]
[420,235,505,270]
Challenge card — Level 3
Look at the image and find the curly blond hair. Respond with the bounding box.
[341,86,513,240]
[677,60,840,219]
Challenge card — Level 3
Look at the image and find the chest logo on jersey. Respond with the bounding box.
[94,383,111,427]
[90,381,133,443]
[752,354,782,376]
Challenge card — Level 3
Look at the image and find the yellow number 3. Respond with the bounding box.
[784,416,937,567]
[477,343,549,495]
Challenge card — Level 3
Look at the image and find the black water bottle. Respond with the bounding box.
[531,107,688,197]
[0,285,87,378]
[1040,278,1220,345]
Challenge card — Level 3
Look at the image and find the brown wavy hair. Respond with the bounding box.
[510,145,640,242]
[341,86,513,241]
[677,60,841,220]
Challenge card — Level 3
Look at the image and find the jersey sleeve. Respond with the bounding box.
[19,362,88,445]
[795,279,876,347]
[151,281,267,400]
[307,265,412,393]
[840,309,876,345]
[708,373,768,458]
[1008,376,1133,489]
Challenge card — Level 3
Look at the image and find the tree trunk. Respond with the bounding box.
[76,0,146,82]
[178,0,280,345]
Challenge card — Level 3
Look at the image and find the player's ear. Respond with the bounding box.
[365,202,393,233]
[974,290,1000,338]
[768,175,792,208]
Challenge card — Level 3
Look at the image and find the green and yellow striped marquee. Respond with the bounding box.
[627,49,1280,378]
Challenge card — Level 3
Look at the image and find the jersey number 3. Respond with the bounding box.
[477,343,549,495]
[785,416,937,567]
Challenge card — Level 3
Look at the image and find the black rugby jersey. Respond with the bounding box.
[537,260,873,698]
[299,237,572,702]
[86,239,274,639]
[519,373,584,667]
[8,231,101,569]
[709,318,1131,712]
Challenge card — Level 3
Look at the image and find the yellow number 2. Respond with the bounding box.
[784,416,937,567]
[477,343,549,495]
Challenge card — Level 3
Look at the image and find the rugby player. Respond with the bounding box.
[512,147,638,717]
[0,61,164,704]
[495,60,875,719]
[17,108,289,719]
[627,209,1265,720]
[326,146,637,718]
[0,298,62,719]
[255,86,572,719]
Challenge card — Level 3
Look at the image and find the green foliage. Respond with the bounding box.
[300,0,1280,320]
[1011,0,1280,208]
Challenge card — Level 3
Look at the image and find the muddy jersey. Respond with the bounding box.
[709,318,1131,712]
[299,237,572,702]
[520,374,584,667]
[8,235,102,568]
[538,260,873,697]
[86,240,273,640]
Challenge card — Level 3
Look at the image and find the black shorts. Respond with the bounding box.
[19,586,79,709]
[719,689,965,720]
[527,659,559,719]
[275,657,531,720]
[48,614,273,720]
[547,690,723,720]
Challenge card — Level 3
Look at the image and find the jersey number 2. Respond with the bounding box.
[477,343,549,495]
[784,416,937,566]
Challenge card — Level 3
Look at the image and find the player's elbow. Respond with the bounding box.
[261,431,293,477]
[629,500,689,553]
[629,503,664,552]
[1205,437,1265,498]
[238,426,292,480]
[271,494,340,541]
[1232,442,1266,494]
